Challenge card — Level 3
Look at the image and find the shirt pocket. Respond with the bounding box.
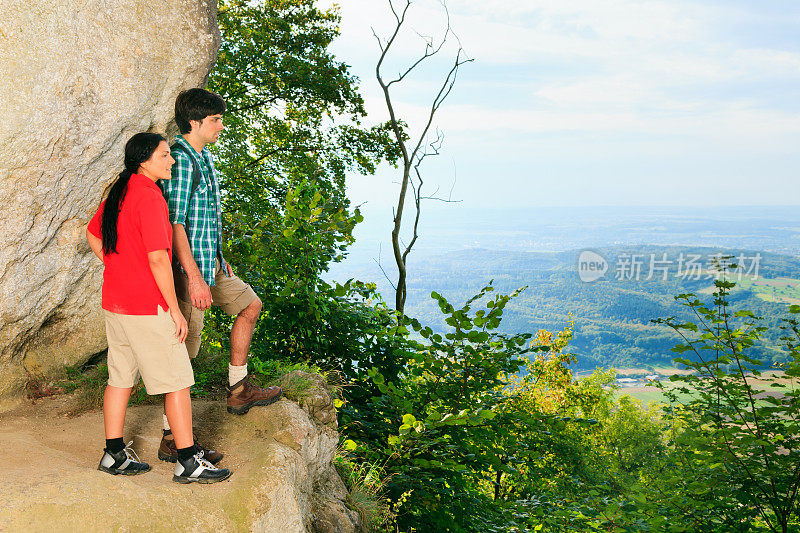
[194,180,210,200]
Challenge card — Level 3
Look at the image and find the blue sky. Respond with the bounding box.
[320,0,800,209]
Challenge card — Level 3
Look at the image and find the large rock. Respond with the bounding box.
[0,0,220,406]
[0,371,361,531]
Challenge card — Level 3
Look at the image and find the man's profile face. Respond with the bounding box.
[191,113,224,144]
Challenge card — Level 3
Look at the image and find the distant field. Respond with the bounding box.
[697,276,800,304]
[615,367,693,377]
[733,276,800,305]
[616,370,798,405]
[617,386,669,404]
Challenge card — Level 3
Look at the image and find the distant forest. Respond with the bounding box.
[390,245,800,370]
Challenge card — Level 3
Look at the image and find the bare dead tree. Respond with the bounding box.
[374,0,471,314]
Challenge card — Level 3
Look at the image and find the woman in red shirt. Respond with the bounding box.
[86,132,230,484]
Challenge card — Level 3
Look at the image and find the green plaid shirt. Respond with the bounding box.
[158,135,227,287]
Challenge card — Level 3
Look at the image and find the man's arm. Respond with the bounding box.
[163,149,213,310]
[173,223,213,310]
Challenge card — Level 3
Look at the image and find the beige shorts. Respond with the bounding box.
[104,307,195,394]
[175,259,259,358]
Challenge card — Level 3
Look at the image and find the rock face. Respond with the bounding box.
[0,371,360,532]
[0,0,220,406]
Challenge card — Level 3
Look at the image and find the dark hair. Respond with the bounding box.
[101,132,166,255]
[174,88,226,134]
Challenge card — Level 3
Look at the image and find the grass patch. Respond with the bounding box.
[249,357,330,402]
[617,386,670,405]
[334,451,394,532]
[187,349,230,401]
[56,362,109,415]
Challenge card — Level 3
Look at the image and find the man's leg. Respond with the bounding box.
[229,296,261,367]
[162,270,202,428]
[211,263,282,414]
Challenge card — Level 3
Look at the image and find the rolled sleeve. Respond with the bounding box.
[159,150,193,225]
[137,191,172,254]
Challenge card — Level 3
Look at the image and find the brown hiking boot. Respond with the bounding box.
[158,430,224,464]
[226,375,282,415]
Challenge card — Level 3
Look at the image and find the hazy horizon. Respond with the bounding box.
[328,204,800,290]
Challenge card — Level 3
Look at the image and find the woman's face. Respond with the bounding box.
[139,141,175,181]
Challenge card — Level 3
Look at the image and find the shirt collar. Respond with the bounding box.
[129,173,162,192]
[175,134,208,160]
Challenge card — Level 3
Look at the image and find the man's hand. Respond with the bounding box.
[188,275,213,310]
[225,262,234,277]
[170,307,188,343]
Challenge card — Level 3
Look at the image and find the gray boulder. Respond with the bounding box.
[0,0,220,406]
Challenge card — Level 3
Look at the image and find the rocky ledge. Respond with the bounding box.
[0,371,359,532]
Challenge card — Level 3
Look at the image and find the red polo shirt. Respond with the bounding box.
[88,173,172,315]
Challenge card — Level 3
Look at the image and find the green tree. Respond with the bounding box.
[653,276,800,533]
[345,284,538,531]
[203,0,400,369]
[601,395,664,477]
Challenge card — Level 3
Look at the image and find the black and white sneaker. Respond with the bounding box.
[173,451,232,484]
[97,441,151,476]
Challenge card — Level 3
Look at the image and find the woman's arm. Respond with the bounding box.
[86,228,103,262]
[148,249,187,342]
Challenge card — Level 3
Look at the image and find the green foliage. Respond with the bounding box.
[334,451,395,531]
[205,0,399,376]
[340,283,545,531]
[651,275,800,533]
[601,395,664,477]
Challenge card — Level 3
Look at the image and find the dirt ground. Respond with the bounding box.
[0,394,274,532]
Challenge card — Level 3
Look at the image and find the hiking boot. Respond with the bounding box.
[226,375,282,415]
[97,441,151,476]
[158,429,223,465]
[173,451,232,484]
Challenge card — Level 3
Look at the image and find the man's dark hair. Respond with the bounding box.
[175,88,226,134]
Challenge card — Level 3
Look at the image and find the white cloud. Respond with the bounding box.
[320,0,800,206]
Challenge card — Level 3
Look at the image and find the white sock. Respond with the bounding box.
[229,364,248,387]
[163,413,171,432]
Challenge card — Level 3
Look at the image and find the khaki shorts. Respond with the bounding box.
[104,307,195,395]
[175,259,259,358]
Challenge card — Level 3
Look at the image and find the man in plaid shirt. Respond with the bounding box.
[157,89,282,461]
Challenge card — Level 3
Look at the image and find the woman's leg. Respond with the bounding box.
[98,384,149,475]
[103,385,132,438]
[164,387,193,449]
[166,386,231,484]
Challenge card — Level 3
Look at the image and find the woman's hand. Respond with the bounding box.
[148,249,189,339]
[170,306,188,343]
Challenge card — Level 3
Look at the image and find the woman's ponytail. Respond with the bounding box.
[101,169,134,254]
[99,132,166,255]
